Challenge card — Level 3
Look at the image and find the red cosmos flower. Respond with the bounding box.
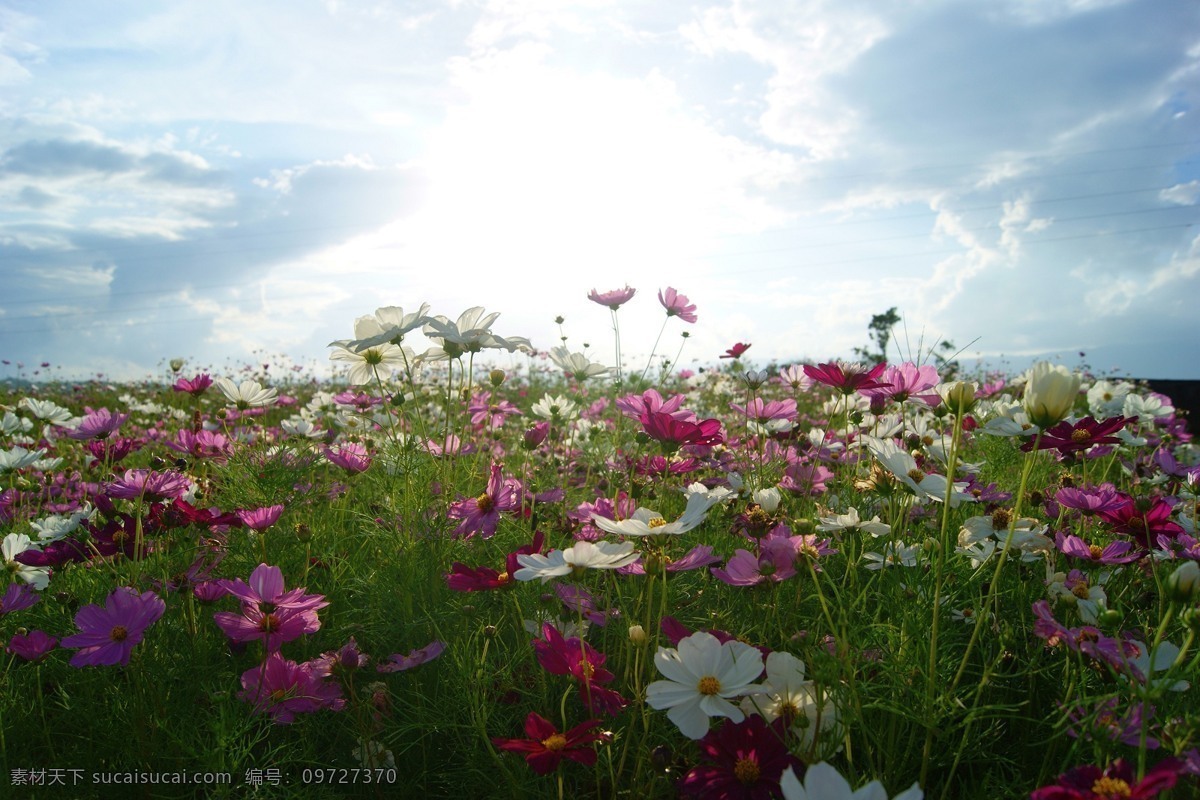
[720,342,752,359]
[802,361,890,395]
[679,716,804,799]
[659,287,698,323]
[1030,757,1181,799]
[492,712,609,775]
[446,532,545,591]
[533,623,626,716]
[1022,416,1135,455]
[172,373,213,397]
[641,411,724,449]
[1098,495,1184,551]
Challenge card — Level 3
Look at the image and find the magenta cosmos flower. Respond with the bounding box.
[236,505,285,531]
[172,373,213,397]
[238,651,345,724]
[803,361,890,395]
[323,442,372,474]
[61,587,165,667]
[492,712,609,775]
[1030,757,1181,799]
[659,287,698,323]
[105,469,191,501]
[588,285,637,310]
[641,411,724,450]
[65,408,129,440]
[679,716,803,799]
[447,463,521,539]
[720,342,752,359]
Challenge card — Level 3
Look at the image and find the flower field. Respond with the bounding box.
[1,287,1198,799]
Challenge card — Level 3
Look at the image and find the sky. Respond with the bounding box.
[1,0,1198,384]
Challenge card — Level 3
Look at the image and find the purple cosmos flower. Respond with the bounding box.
[640,411,724,449]
[324,442,372,474]
[376,640,446,673]
[172,374,213,397]
[0,582,40,615]
[588,285,637,310]
[467,391,522,430]
[1066,698,1158,749]
[712,541,797,587]
[220,564,328,614]
[1022,415,1134,455]
[1055,531,1139,565]
[658,286,698,322]
[60,587,165,667]
[618,544,723,576]
[446,463,521,539]
[105,469,191,501]
[238,652,345,724]
[1055,486,1125,517]
[65,408,130,440]
[214,604,322,651]
[7,630,58,662]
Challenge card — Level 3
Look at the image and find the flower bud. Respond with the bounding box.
[169,358,185,373]
[1023,362,1081,429]
[939,381,979,416]
[1165,560,1200,603]
[628,624,647,646]
[752,487,781,514]
[489,369,506,387]
[523,422,550,450]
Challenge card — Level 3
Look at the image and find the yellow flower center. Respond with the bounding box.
[907,468,925,484]
[697,676,722,695]
[260,613,282,632]
[496,571,510,585]
[475,493,494,513]
[541,734,568,752]
[733,757,761,785]
[1071,429,1093,443]
[1089,544,1105,560]
[647,518,668,529]
[1089,776,1131,798]
[991,509,1012,529]
[1071,581,1092,600]
[110,625,128,642]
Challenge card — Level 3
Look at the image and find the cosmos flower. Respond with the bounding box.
[591,491,722,537]
[549,347,613,381]
[105,469,192,502]
[238,651,345,724]
[803,362,890,396]
[658,287,698,323]
[514,540,641,582]
[447,463,521,539]
[780,762,923,800]
[324,442,372,474]
[64,408,129,440]
[422,306,531,359]
[0,582,40,614]
[1022,361,1081,429]
[2,533,51,589]
[646,631,765,739]
[679,715,803,799]
[61,587,165,667]
[171,374,213,397]
[213,378,278,409]
[376,640,446,673]
[1029,758,1180,800]
[6,629,58,662]
[492,712,609,775]
[333,303,431,352]
[720,342,752,360]
[587,285,637,310]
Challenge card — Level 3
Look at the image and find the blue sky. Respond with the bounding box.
[1,0,1198,382]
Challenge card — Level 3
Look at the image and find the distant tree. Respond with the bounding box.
[853,307,901,365]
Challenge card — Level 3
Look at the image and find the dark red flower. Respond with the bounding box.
[492,712,609,775]
[1030,757,1181,799]
[533,623,626,716]
[680,716,804,799]
[641,411,724,449]
[1098,495,1184,550]
[802,361,890,395]
[720,342,752,359]
[445,532,545,592]
[1022,416,1134,455]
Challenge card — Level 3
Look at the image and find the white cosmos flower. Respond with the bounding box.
[863,542,922,570]
[422,306,532,358]
[0,446,46,474]
[592,491,721,537]
[780,762,923,800]
[332,303,431,353]
[531,393,579,421]
[752,487,782,513]
[817,507,891,538]
[31,505,94,543]
[742,651,843,758]
[329,316,415,385]
[513,541,640,582]
[2,533,50,590]
[280,416,325,439]
[549,346,613,381]
[1123,392,1174,426]
[2,411,34,437]
[17,398,75,426]
[213,378,278,409]
[864,438,973,506]
[1023,361,1081,429]
[646,632,764,739]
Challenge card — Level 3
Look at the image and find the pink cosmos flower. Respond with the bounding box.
[324,442,372,474]
[60,587,165,667]
[220,564,329,614]
[172,374,213,397]
[376,640,446,673]
[446,463,521,539]
[616,389,694,422]
[588,285,637,310]
[65,408,130,440]
[618,544,723,576]
[859,362,941,406]
[214,603,322,651]
[165,429,232,462]
[711,542,797,587]
[1055,486,1125,517]
[468,391,522,429]
[238,652,345,724]
[236,505,285,532]
[658,287,698,323]
[492,712,609,775]
[1055,531,1139,565]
